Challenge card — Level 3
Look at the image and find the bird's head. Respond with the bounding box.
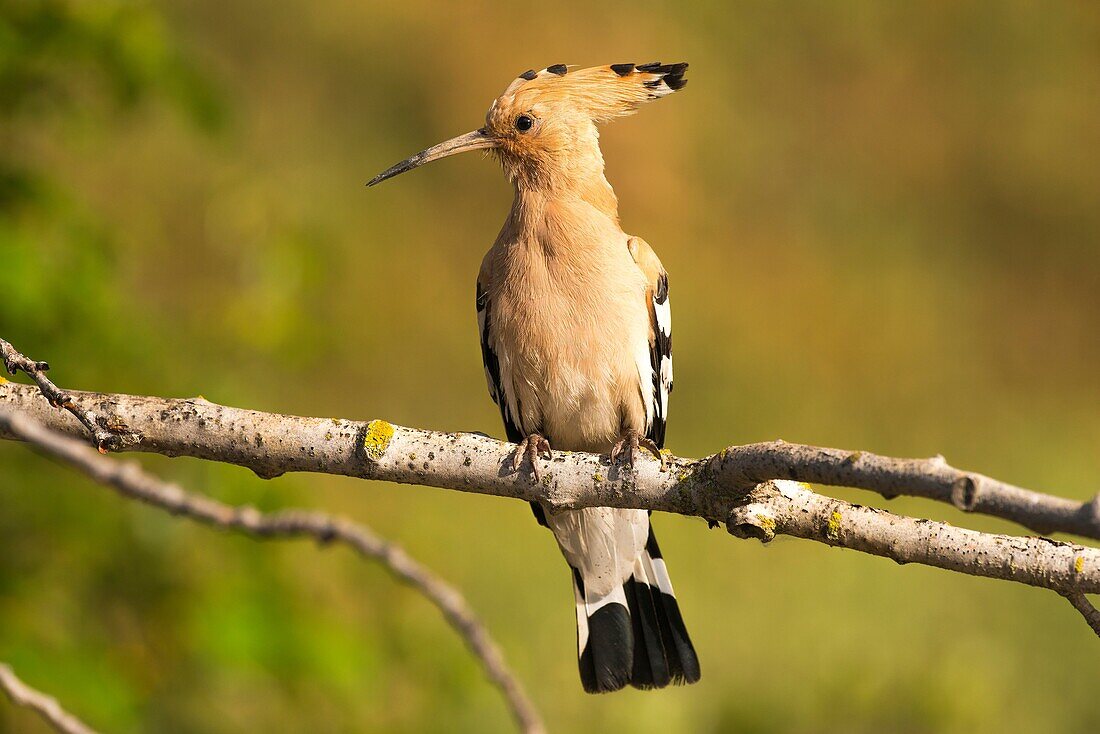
[367,62,688,190]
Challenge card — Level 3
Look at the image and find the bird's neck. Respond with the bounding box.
[512,172,617,214]
[508,161,621,248]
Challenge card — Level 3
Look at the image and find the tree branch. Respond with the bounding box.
[725,482,1095,595]
[0,662,98,734]
[2,381,1095,540]
[1,380,1098,608]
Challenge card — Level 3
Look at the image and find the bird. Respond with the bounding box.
[368,62,699,693]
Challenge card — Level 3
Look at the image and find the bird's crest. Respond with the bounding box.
[495,62,688,122]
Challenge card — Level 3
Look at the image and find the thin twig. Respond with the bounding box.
[708,442,1100,539]
[1064,592,1100,637]
[0,663,99,734]
[0,339,140,453]
[0,410,544,734]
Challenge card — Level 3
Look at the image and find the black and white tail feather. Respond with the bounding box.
[572,525,700,692]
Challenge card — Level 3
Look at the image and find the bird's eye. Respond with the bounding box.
[515,115,534,132]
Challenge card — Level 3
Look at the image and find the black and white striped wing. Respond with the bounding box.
[476,277,523,444]
[627,236,673,449]
[646,272,672,448]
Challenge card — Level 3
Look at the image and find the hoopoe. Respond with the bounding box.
[369,62,699,693]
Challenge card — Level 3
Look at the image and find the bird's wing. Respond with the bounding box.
[627,236,672,449]
[476,254,524,444]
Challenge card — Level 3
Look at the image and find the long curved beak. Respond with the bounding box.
[367,128,497,187]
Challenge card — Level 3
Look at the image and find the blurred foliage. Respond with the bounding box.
[2,1,1100,732]
[0,0,223,365]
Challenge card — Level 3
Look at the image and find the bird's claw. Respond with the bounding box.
[611,430,665,470]
[512,433,552,481]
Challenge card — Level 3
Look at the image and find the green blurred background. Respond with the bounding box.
[2,1,1099,732]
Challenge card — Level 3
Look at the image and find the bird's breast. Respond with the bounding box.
[489,235,650,453]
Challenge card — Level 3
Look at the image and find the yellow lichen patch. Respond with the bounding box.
[756,513,777,539]
[363,420,394,461]
[1076,556,1085,574]
[593,471,604,483]
[826,510,842,541]
[0,375,6,384]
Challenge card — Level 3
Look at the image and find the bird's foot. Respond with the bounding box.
[611,429,665,471]
[512,433,552,481]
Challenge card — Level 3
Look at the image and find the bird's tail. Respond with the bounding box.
[573,527,701,693]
